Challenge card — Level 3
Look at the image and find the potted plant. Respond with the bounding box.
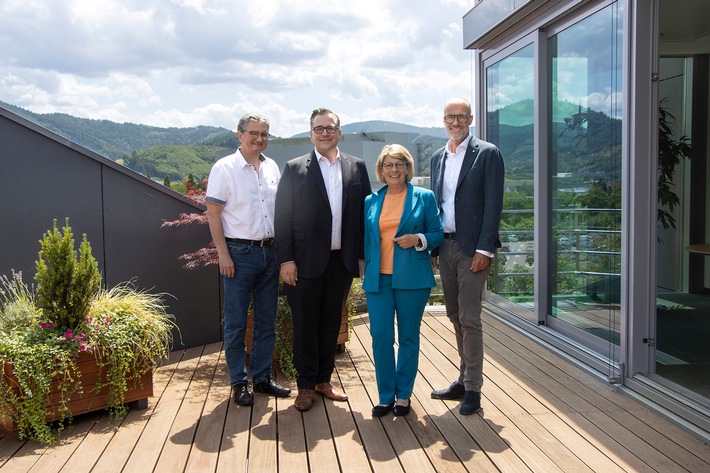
[0,219,176,444]
[658,99,692,230]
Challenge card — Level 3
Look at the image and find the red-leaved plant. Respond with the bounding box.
[161,177,217,269]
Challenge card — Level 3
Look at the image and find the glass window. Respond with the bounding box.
[548,3,623,347]
[486,44,535,311]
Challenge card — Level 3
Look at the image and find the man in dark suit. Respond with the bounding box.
[275,108,371,411]
[429,97,504,415]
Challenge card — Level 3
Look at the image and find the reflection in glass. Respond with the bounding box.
[548,4,623,349]
[486,44,535,310]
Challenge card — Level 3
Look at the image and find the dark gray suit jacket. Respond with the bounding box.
[275,150,371,279]
[430,136,504,257]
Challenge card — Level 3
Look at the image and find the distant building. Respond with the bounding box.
[267,131,445,189]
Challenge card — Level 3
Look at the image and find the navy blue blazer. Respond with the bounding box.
[430,137,504,257]
[363,183,444,292]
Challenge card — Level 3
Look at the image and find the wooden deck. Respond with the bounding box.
[1,306,709,472]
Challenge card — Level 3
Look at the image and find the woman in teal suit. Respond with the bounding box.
[363,144,444,417]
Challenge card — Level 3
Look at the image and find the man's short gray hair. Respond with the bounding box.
[237,112,270,133]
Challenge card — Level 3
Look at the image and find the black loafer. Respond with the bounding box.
[431,381,465,400]
[253,375,291,398]
[372,403,394,417]
[233,383,253,406]
[459,391,481,415]
[393,399,411,416]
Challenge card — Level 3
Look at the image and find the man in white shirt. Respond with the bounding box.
[429,97,505,415]
[206,112,291,406]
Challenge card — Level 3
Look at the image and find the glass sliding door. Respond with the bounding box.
[547,2,624,359]
[485,44,536,314]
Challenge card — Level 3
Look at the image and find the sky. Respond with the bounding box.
[0,0,476,138]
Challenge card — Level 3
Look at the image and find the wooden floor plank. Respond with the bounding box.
[121,345,205,472]
[247,393,278,473]
[274,375,309,473]
[183,347,231,473]
[0,437,28,467]
[346,326,436,473]
[215,388,251,473]
[89,348,185,473]
[153,342,222,472]
[343,331,428,473]
[566,411,678,473]
[0,441,46,473]
[56,414,123,473]
[2,307,709,472]
[327,356,372,473]
[301,395,342,473]
[632,408,710,463]
[481,372,592,473]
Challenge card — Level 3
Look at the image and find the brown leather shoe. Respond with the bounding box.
[294,389,315,411]
[315,382,348,401]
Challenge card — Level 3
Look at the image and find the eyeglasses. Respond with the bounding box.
[312,125,339,134]
[382,162,407,170]
[443,114,471,124]
[245,131,269,140]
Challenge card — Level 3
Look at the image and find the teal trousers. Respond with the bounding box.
[366,274,431,405]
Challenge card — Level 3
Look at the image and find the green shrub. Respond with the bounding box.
[35,219,101,330]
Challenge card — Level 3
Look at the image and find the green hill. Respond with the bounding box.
[0,101,232,160]
[121,145,233,182]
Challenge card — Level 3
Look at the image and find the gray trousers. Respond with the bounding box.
[438,239,490,392]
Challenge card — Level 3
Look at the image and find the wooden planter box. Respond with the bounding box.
[246,307,349,356]
[0,351,152,438]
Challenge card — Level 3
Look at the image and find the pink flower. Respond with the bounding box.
[41,322,47,329]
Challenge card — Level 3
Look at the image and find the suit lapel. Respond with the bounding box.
[306,150,329,204]
[340,153,351,211]
[371,189,385,245]
[397,184,417,234]
[432,148,446,205]
[457,138,480,190]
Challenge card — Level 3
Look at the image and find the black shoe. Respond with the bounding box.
[253,376,291,398]
[393,399,411,416]
[233,383,253,406]
[459,391,481,415]
[372,403,394,417]
[431,381,465,400]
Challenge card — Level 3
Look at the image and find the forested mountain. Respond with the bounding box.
[1,101,232,160]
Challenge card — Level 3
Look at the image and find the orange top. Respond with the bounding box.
[379,191,406,274]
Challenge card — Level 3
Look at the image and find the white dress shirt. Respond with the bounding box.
[205,149,280,240]
[315,149,343,251]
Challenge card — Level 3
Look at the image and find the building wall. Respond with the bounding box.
[0,108,222,350]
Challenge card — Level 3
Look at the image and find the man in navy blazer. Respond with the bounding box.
[429,97,505,415]
[275,108,371,412]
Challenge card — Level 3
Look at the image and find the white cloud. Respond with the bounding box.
[0,0,476,137]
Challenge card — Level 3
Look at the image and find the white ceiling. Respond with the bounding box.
[659,0,710,53]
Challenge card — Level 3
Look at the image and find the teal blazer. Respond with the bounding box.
[363,183,444,292]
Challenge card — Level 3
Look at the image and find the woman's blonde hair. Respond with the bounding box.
[375,144,414,183]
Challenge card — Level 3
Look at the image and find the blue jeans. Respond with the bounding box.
[222,241,279,386]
